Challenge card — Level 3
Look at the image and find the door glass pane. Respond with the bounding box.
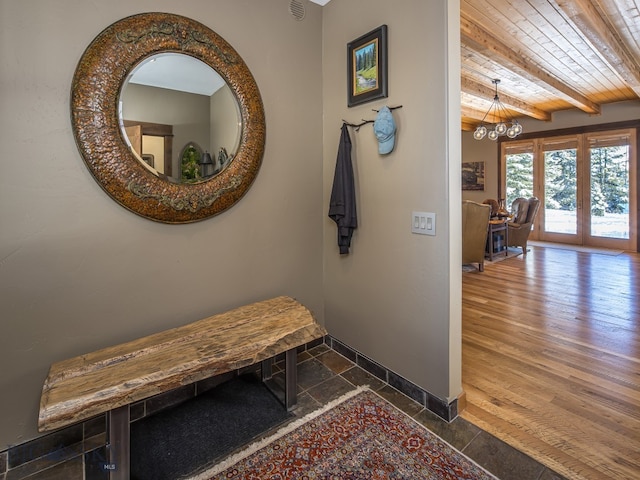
[544,148,577,234]
[505,152,533,210]
[589,139,630,239]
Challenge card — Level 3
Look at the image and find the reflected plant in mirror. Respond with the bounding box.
[181,143,203,182]
[71,12,265,223]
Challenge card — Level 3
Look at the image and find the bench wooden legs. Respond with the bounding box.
[262,348,298,411]
[106,405,130,480]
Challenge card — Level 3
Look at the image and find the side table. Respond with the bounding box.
[486,218,509,261]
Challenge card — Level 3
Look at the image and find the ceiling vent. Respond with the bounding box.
[289,0,306,21]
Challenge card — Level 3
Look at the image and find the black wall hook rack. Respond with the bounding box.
[373,105,403,112]
[343,105,403,131]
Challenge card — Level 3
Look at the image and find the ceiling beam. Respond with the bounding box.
[460,12,601,115]
[461,119,476,132]
[556,0,640,98]
[461,105,506,124]
[461,76,552,121]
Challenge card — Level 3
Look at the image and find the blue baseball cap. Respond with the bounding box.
[373,106,396,154]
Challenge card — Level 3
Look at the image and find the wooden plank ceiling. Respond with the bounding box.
[461,0,640,131]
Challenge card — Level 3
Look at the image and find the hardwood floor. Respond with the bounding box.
[461,244,640,480]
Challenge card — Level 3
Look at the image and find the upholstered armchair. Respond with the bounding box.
[507,197,540,255]
[462,200,491,271]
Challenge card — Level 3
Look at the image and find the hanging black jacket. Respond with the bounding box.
[329,123,357,254]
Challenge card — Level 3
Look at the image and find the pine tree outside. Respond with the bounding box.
[505,144,630,240]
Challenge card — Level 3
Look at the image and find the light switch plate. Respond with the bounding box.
[411,211,436,236]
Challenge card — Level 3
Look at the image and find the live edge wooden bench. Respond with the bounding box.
[38,296,326,480]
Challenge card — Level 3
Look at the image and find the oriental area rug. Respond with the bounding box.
[188,386,497,480]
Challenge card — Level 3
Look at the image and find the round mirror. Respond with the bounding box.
[71,13,265,223]
[120,53,241,183]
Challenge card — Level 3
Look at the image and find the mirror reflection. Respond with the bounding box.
[119,53,241,183]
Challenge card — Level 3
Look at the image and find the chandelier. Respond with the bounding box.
[473,79,523,141]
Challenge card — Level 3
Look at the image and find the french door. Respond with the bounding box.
[502,128,637,250]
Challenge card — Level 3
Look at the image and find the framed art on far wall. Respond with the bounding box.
[462,161,485,190]
[347,25,388,107]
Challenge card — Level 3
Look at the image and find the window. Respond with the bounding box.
[500,125,637,250]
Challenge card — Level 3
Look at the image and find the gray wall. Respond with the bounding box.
[461,135,499,203]
[322,0,462,403]
[0,0,325,449]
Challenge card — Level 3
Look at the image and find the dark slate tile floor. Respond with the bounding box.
[7,344,567,479]
[282,344,567,480]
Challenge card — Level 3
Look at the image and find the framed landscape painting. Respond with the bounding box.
[347,25,388,107]
[462,161,485,190]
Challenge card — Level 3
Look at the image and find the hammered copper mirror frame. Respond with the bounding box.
[72,12,265,223]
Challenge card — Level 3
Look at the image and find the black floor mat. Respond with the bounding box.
[130,374,293,480]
